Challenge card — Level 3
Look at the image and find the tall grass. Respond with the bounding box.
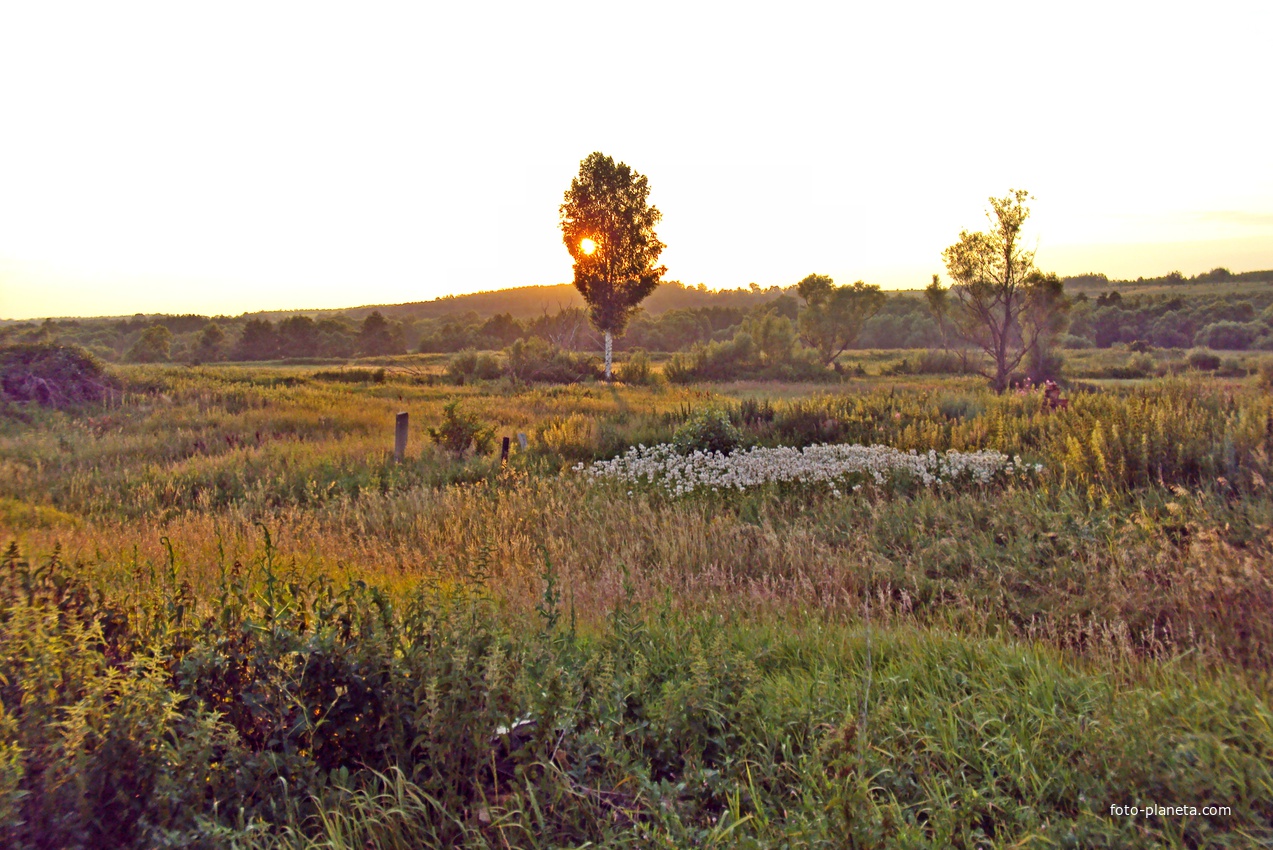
[1,543,1269,849]
[2,364,1272,846]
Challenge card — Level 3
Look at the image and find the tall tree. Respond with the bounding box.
[795,274,886,365]
[195,321,226,362]
[358,311,404,357]
[937,190,1068,392]
[126,324,172,363]
[277,315,320,358]
[236,319,279,361]
[560,152,666,380]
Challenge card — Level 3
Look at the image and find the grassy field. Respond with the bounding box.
[2,362,1272,848]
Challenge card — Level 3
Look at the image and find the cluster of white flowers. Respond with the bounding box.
[577,443,1043,496]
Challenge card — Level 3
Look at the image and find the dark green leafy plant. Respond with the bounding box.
[673,408,743,455]
[427,400,495,457]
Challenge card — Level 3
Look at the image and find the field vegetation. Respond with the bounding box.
[2,353,1272,847]
[5,267,1273,373]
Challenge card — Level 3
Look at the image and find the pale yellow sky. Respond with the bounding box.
[1,1,1270,320]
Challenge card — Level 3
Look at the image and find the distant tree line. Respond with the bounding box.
[5,271,1273,366]
[0,311,411,364]
[1064,266,1273,290]
[1065,291,1273,351]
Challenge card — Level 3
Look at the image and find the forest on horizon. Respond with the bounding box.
[5,267,1273,369]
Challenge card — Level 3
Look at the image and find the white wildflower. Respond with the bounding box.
[580,442,1038,496]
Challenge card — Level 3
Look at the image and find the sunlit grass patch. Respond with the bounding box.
[0,497,79,530]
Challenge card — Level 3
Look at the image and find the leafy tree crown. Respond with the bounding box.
[559,152,667,336]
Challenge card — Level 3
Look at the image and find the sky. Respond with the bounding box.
[1,1,1270,320]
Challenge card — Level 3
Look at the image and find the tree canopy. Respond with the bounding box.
[795,274,886,365]
[560,152,666,378]
[937,190,1069,391]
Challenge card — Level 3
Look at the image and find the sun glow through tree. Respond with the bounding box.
[560,152,666,382]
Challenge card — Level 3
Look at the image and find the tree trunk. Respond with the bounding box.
[994,346,1010,393]
[604,331,613,381]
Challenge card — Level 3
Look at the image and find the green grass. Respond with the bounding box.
[2,543,1269,848]
[1,362,1272,847]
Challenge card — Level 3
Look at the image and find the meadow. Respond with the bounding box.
[2,356,1272,848]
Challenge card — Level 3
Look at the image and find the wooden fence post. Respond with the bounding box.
[500,436,510,465]
[394,412,409,462]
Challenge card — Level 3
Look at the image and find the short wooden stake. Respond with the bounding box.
[500,436,510,464]
[393,412,409,462]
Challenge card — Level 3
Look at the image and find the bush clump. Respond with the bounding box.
[883,349,969,376]
[1187,348,1222,371]
[665,333,828,384]
[0,343,116,407]
[616,348,659,386]
[312,367,387,384]
[1193,320,1260,351]
[428,400,495,456]
[673,408,743,455]
[1098,351,1156,379]
[506,338,600,383]
[447,349,502,383]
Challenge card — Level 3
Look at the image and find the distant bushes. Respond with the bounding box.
[1068,293,1273,351]
[1187,348,1222,371]
[442,339,600,385]
[664,331,828,384]
[312,367,387,384]
[615,348,659,386]
[446,350,502,383]
[507,338,601,383]
[444,344,659,386]
[882,349,969,376]
[1193,320,1273,351]
[0,343,116,407]
[1059,333,1094,349]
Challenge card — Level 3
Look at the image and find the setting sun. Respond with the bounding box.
[580,237,597,256]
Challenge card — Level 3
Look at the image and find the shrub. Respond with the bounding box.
[427,400,495,456]
[886,350,971,377]
[1187,348,1222,371]
[506,338,600,383]
[664,351,695,384]
[673,408,742,455]
[916,349,968,374]
[616,348,659,386]
[447,349,502,383]
[1059,333,1094,349]
[1217,356,1248,377]
[0,343,116,406]
[665,336,828,383]
[1126,352,1155,377]
[1194,321,1258,351]
[313,367,387,384]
